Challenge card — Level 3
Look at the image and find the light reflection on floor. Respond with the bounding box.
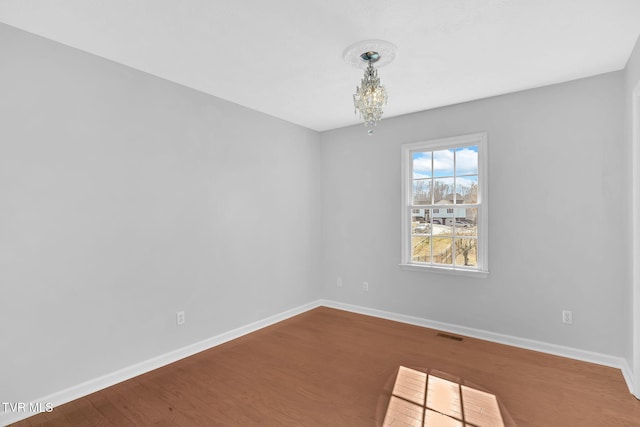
[382,366,506,427]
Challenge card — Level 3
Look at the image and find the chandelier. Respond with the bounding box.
[353,52,387,132]
[344,40,397,134]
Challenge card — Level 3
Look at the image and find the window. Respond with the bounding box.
[401,133,488,276]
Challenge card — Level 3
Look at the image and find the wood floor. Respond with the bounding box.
[11,307,640,426]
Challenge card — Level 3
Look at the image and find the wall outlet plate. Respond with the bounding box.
[176,311,185,326]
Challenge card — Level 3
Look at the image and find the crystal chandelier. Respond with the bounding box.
[353,51,387,133]
[344,40,397,135]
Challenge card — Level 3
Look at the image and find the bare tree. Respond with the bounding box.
[433,181,452,203]
[455,238,476,266]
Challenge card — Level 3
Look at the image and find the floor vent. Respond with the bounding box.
[437,332,464,342]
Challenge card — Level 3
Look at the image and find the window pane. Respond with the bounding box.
[433,149,454,177]
[411,236,431,263]
[412,208,428,222]
[432,237,453,265]
[454,208,478,236]
[412,179,432,205]
[455,237,477,266]
[455,145,478,175]
[456,175,478,203]
[431,220,451,235]
[412,220,431,236]
[412,152,432,178]
[433,177,454,204]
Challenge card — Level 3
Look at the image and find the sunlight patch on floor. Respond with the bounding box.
[383,366,504,427]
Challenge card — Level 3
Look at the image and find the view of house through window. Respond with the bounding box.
[401,133,487,274]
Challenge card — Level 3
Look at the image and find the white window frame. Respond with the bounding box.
[400,132,489,277]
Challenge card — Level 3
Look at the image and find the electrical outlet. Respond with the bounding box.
[562,310,572,325]
[176,311,185,326]
[363,281,369,291]
[337,277,343,288]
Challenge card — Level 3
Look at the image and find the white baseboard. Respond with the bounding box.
[620,359,635,397]
[0,300,322,426]
[319,299,635,394]
[2,298,634,426]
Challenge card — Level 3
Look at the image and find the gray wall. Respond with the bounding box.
[320,71,628,358]
[624,33,640,389]
[0,23,322,402]
[626,32,640,100]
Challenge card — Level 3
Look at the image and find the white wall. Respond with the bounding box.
[0,23,322,405]
[320,71,628,358]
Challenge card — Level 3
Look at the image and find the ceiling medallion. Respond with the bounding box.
[344,40,397,135]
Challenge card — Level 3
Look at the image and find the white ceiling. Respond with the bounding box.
[1,0,640,131]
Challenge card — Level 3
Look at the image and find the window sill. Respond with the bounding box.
[399,263,489,278]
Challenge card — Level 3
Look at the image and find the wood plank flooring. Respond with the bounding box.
[10,307,640,426]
